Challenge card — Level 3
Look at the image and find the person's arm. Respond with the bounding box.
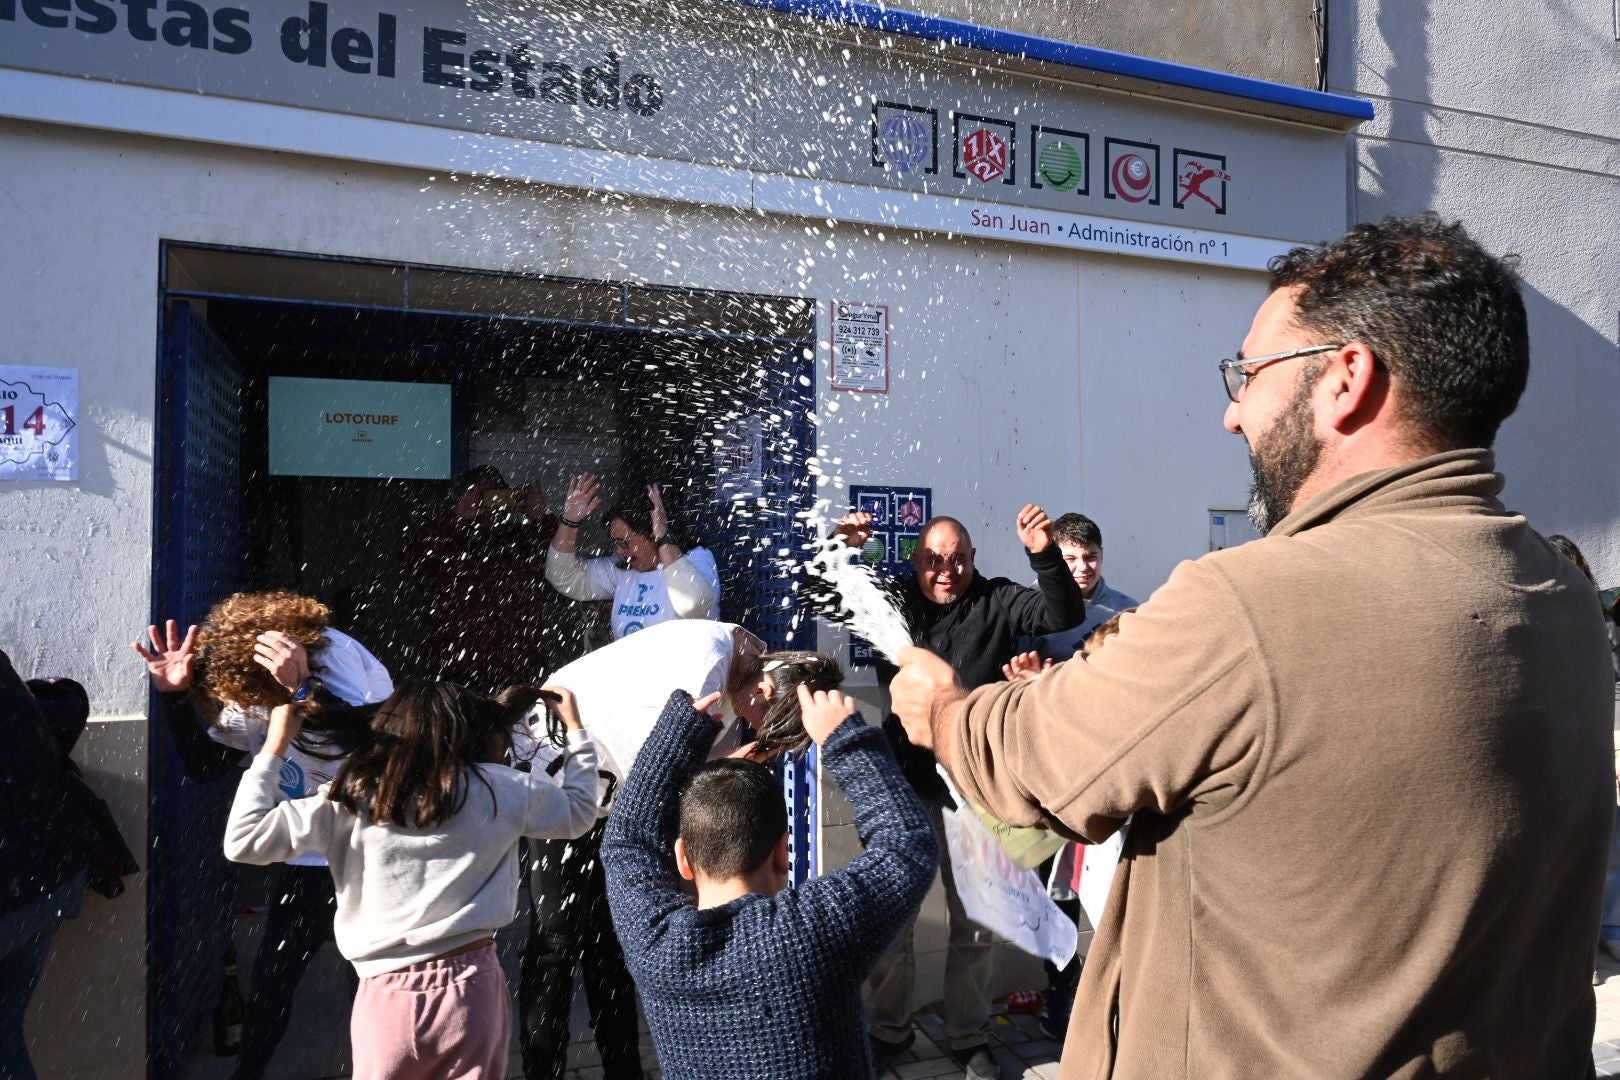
[159,691,243,782]
[133,618,247,779]
[521,687,602,840]
[894,558,1270,841]
[222,707,335,864]
[663,546,720,620]
[546,473,616,600]
[515,483,558,554]
[599,690,721,956]
[546,550,620,601]
[1003,504,1086,635]
[801,512,908,623]
[781,700,940,971]
[643,485,718,618]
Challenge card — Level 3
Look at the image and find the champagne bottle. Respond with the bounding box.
[213,945,244,1056]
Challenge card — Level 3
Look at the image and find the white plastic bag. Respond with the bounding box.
[939,779,1078,969]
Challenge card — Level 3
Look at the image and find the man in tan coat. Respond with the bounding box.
[891,214,1614,1078]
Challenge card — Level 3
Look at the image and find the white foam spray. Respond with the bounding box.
[806,534,914,664]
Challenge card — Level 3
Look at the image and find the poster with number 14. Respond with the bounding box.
[0,366,79,481]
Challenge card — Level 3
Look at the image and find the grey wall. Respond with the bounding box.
[1332,0,1620,578]
[901,0,1318,86]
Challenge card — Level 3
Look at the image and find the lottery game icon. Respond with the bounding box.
[1111,152,1155,203]
[1037,140,1083,191]
[1176,156,1231,212]
[881,114,931,174]
[962,128,1009,183]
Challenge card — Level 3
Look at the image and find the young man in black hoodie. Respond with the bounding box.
[814,505,1084,1079]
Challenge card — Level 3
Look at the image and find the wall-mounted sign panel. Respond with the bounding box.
[269,376,450,479]
[848,484,931,668]
[831,302,890,393]
[0,0,1352,248]
[1209,508,1263,551]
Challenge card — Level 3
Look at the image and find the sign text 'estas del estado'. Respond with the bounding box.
[0,0,664,115]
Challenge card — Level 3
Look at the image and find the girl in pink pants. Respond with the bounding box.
[223,679,602,1080]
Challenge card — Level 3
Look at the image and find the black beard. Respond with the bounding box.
[1246,374,1323,535]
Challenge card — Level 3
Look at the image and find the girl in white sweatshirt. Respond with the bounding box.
[224,680,600,1080]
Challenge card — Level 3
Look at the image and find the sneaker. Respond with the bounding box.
[870,1029,915,1071]
[1037,979,1074,1041]
[952,1043,1002,1080]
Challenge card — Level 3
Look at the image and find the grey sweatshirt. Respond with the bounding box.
[224,730,600,977]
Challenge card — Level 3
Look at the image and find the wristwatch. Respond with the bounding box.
[292,677,318,703]
[654,533,677,548]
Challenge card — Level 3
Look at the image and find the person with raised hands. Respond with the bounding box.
[545,472,721,640]
[133,592,393,1080]
[599,684,937,1080]
[224,680,600,1080]
[807,505,1084,1078]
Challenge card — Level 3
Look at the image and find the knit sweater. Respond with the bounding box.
[223,731,600,977]
[601,692,938,1079]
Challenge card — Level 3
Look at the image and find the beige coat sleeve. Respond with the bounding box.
[951,557,1273,843]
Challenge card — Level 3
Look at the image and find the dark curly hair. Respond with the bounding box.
[1268,213,1528,450]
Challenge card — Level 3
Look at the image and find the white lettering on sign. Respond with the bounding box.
[756,175,1289,271]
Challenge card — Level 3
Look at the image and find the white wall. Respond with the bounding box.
[1076,255,1266,602]
[1336,0,1620,577]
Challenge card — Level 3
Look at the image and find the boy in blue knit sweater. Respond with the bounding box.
[601,685,938,1079]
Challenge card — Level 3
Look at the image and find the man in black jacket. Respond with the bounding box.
[819,505,1083,1080]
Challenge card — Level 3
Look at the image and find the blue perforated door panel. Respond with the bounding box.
[149,301,245,1078]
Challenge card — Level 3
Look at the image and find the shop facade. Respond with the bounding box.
[0,1,1366,1074]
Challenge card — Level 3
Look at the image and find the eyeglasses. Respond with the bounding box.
[1218,344,1342,403]
[610,535,632,550]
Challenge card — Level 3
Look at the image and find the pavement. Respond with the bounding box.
[555,999,1061,1080]
[1593,944,1620,1078]
[557,974,1620,1080]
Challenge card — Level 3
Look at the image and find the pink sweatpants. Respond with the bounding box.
[350,943,512,1080]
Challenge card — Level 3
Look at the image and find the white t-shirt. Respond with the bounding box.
[514,620,751,815]
[570,547,722,639]
[208,628,394,866]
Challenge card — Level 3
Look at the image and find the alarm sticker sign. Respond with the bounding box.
[831,301,890,393]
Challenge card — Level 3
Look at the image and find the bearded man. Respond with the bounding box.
[890,214,1613,1078]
